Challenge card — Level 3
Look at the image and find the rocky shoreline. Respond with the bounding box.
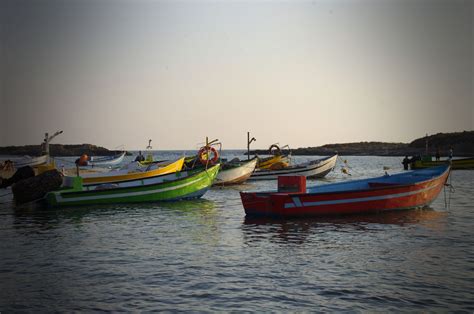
[1,131,473,157]
[0,144,123,157]
[250,131,474,157]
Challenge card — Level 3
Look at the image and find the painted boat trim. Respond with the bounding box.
[249,154,337,180]
[284,182,441,208]
[56,176,205,203]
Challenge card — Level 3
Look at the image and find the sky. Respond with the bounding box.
[1,0,472,150]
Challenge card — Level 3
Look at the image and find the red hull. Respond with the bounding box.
[240,167,450,217]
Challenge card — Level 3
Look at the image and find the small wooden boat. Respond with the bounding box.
[78,157,185,186]
[213,158,258,186]
[249,154,337,180]
[83,151,126,167]
[411,157,474,170]
[46,164,220,206]
[240,164,450,217]
[3,155,49,168]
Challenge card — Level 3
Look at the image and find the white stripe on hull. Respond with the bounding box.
[284,182,441,209]
[54,176,206,203]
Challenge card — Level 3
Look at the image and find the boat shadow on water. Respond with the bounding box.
[242,208,447,245]
[10,198,218,230]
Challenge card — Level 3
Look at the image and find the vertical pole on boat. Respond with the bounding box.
[247,132,250,160]
[42,130,63,156]
[247,132,256,160]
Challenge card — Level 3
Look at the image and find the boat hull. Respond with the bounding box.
[87,152,126,166]
[412,157,474,170]
[214,158,258,186]
[80,157,185,185]
[249,154,337,180]
[47,164,220,207]
[8,155,49,168]
[241,165,450,217]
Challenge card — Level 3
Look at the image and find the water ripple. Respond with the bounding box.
[0,155,473,311]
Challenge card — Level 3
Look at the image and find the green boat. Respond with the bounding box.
[411,157,474,170]
[46,164,220,207]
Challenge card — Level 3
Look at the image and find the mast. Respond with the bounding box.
[42,130,63,156]
[247,132,256,160]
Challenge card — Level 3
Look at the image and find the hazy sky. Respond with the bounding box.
[1,0,472,150]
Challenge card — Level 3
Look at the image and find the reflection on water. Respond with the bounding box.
[244,207,447,226]
[0,154,473,312]
[242,208,448,245]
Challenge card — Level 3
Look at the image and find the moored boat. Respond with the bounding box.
[79,151,126,167]
[3,155,49,168]
[411,157,474,170]
[240,164,451,217]
[46,164,220,207]
[249,154,337,180]
[213,157,258,186]
[79,157,185,186]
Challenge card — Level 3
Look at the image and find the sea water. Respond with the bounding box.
[0,153,473,311]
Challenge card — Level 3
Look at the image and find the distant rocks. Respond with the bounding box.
[0,144,123,157]
[250,131,474,157]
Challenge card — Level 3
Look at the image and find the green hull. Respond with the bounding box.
[412,158,474,170]
[46,164,220,207]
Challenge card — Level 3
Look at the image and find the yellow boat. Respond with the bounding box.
[80,157,185,185]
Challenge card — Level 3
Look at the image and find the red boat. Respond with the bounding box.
[240,165,451,217]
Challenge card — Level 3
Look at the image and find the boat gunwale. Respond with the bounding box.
[252,154,337,177]
[56,164,221,197]
[249,164,450,198]
[81,157,185,185]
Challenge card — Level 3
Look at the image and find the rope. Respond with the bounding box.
[444,172,455,210]
[338,156,356,176]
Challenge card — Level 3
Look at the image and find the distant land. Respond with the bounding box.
[250,131,474,157]
[0,144,123,157]
[0,131,473,157]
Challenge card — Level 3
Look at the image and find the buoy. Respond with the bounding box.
[341,167,352,176]
[198,146,219,165]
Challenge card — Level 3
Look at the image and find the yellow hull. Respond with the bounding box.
[82,157,185,185]
[257,155,290,170]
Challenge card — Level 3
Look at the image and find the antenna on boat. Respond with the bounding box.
[247,132,256,160]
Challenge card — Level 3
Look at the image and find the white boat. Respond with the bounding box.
[248,154,338,180]
[213,158,258,186]
[86,152,126,166]
[3,155,49,168]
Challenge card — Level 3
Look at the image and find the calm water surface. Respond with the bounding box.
[1,153,473,311]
